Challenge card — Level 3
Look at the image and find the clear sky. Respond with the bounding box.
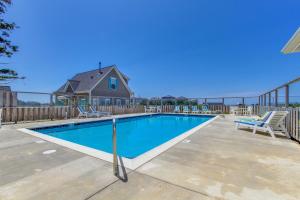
[3,0,300,98]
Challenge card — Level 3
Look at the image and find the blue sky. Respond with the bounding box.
[3,0,300,98]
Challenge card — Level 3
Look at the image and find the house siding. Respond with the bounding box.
[91,69,131,98]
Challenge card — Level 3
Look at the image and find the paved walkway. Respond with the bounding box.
[0,115,300,200]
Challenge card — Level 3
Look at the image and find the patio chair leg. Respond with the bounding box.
[252,125,257,135]
[235,123,239,130]
[280,123,290,138]
[267,126,276,139]
[283,127,290,138]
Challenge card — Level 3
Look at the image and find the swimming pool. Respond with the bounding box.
[20,114,216,169]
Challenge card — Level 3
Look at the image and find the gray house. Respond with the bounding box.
[54,65,133,106]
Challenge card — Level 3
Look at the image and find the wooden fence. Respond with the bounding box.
[1,106,77,123]
[0,105,145,123]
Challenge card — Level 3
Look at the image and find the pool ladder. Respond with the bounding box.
[112,118,118,175]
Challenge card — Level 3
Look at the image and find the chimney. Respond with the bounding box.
[98,62,103,74]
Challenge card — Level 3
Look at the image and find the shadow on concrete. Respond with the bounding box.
[240,128,290,140]
[115,156,128,182]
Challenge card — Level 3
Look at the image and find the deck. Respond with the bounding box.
[0,115,300,200]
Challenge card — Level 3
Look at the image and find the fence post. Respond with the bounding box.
[275,90,278,107]
[285,85,289,108]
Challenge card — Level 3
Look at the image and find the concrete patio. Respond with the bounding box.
[0,115,300,200]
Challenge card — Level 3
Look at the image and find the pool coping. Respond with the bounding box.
[18,113,219,170]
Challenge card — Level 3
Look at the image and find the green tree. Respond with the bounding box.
[0,0,23,82]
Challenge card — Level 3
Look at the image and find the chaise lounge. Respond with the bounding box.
[77,106,103,118]
[90,106,111,116]
[235,111,289,139]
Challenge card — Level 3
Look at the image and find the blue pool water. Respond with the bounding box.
[33,114,213,158]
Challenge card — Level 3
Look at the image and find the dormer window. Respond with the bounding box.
[108,77,118,90]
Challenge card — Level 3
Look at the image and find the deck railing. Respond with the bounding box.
[0,104,299,143]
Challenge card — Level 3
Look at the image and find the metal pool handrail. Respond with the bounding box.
[112,118,118,175]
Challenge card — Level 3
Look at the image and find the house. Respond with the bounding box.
[54,65,133,106]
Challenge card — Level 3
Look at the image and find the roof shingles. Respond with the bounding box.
[54,65,129,94]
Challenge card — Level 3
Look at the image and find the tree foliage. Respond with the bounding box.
[0,0,18,58]
[0,0,23,82]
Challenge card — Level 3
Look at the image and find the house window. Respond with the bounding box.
[78,97,87,106]
[116,99,121,106]
[105,98,111,105]
[108,77,118,90]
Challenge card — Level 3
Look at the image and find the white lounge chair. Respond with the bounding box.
[191,106,200,114]
[90,106,111,116]
[183,106,190,113]
[174,106,180,113]
[77,106,100,118]
[235,111,289,139]
[156,106,162,113]
[144,106,156,113]
[201,105,212,114]
[237,111,271,123]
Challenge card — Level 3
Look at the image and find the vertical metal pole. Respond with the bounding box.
[242,97,245,105]
[275,90,278,107]
[264,94,267,106]
[258,96,261,106]
[112,118,118,175]
[285,85,289,108]
[204,98,207,104]
[50,94,54,106]
[268,92,271,107]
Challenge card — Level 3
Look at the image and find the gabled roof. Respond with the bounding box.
[282,27,300,54]
[55,65,131,95]
[68,80,80,91]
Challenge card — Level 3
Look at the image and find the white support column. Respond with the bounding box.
[88,92,92,105]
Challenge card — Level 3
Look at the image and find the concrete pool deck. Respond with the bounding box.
[0,114,300,200]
